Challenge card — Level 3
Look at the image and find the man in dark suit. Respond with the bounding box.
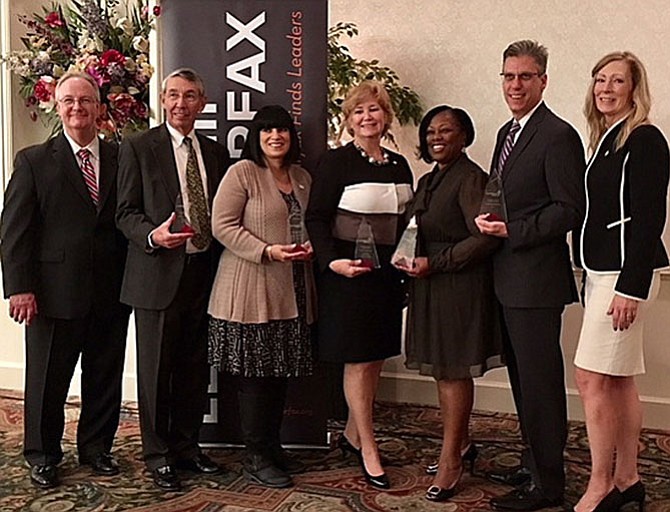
[475,40,585,511]
[116,68,230,491]
[1,71,130,488]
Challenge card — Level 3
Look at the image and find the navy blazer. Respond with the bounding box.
[490,103,586,307]
[1,134,128,318]
[116,124,230,310]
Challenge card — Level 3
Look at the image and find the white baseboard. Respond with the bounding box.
[2,362,668,430]
[378,370,670,430]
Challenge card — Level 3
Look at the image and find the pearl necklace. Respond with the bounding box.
[354,142,390,166]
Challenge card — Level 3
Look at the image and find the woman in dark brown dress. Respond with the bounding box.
[398,105,503,502]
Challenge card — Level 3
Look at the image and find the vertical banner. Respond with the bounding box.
[160,0,327,172]
[160,0,329,447]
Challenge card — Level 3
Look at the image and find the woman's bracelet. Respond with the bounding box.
[265,244,274,261]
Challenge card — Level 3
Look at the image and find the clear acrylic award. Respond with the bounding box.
[479,173,508,222]
[354,218,380,269]
[171,193,195,233]
[391,216,418,269]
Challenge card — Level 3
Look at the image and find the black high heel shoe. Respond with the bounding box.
[425,466,463,502]
[425,443,478,475]
[619,481,645,511]
[337,435,360,458]
[577,487,624,512]
[355,449,390,489]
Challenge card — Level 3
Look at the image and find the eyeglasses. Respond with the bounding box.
[57,96,98,107]
[500,72,542,82]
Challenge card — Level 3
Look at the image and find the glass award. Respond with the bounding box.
[479,173,508,222]
[354,218,380,269]
[391,216,418,269]
[170,193,195,234]
[287,209,310,252]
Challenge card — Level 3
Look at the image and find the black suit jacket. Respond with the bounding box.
[1,134,127,319]
[116,124,230,310]
[491,103,585,308]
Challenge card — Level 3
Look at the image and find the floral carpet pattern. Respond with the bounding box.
[0,389,668,511]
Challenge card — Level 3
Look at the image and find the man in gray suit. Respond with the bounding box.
[116,68,230,491]
[476,40,585,511]
[1,71,130,488]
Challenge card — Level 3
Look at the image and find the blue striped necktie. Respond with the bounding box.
[495,120,521,176]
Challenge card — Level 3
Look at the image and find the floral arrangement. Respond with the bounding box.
[2,0,159,141]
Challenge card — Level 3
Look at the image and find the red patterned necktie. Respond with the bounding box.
[77,148,98,206]
[495,120,521,177]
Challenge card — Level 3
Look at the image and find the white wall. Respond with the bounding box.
[1,0,669,428]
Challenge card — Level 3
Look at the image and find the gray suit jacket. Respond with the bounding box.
[491,102,585,307]
[116,124,230,310]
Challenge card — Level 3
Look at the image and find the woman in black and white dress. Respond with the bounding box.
[306,81,413,490]
[573,51,669,512]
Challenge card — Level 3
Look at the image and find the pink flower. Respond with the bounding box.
[100,49,125,67]
[33,77,55,102]
[45,12,64,28]
[86,67,106,86]
[153,6,161,16]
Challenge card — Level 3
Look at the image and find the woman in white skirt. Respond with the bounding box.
[573,51,669,512]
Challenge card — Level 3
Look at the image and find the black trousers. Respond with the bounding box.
[23,305,129,466]
[500,305,568,501]
[134,254,211,470]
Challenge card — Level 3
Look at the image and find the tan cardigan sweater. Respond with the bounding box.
[207,159,316,324]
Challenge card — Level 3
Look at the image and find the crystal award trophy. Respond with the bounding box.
[288,209,310,252]
[391,216,418,269]
[479,173,508,222]
[354,218,380,269]
[170,193,195,234]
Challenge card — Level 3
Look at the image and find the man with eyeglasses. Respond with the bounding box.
[116,68,230,491]
[1,71,131,488]
[475,40,585,511]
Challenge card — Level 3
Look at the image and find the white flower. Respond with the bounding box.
[114,16,132,34]
[128,86,140,95]
[132,36,149,53]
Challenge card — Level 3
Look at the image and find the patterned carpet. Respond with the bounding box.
[0,389,668,511]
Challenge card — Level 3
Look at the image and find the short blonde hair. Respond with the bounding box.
[584,51,651,153]
[342,80,394,137]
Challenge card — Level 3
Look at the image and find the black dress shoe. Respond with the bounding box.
[271,448,306,475]
[30,464,59,489]
[487,466,532,487]
[355,450,390,490]
[176,453,221,475]
[426,443,479,475]
[243,454,293,488]
[491,483,562,511]
[152,465,181,491]
[425,466,463,502]
[87,453,120,476]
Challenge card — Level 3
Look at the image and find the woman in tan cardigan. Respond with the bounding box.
[208,106,316,488]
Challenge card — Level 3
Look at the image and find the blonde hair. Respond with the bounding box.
[584,51,651,153]
[342,80,394,137]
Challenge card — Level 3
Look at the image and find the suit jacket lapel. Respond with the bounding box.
[152,125,180,206]
[54,134,96,210]
[97,140,116,214]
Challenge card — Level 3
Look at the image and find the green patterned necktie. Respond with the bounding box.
[183,137,211,250]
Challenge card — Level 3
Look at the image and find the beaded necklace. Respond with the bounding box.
[354,141,391,166]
